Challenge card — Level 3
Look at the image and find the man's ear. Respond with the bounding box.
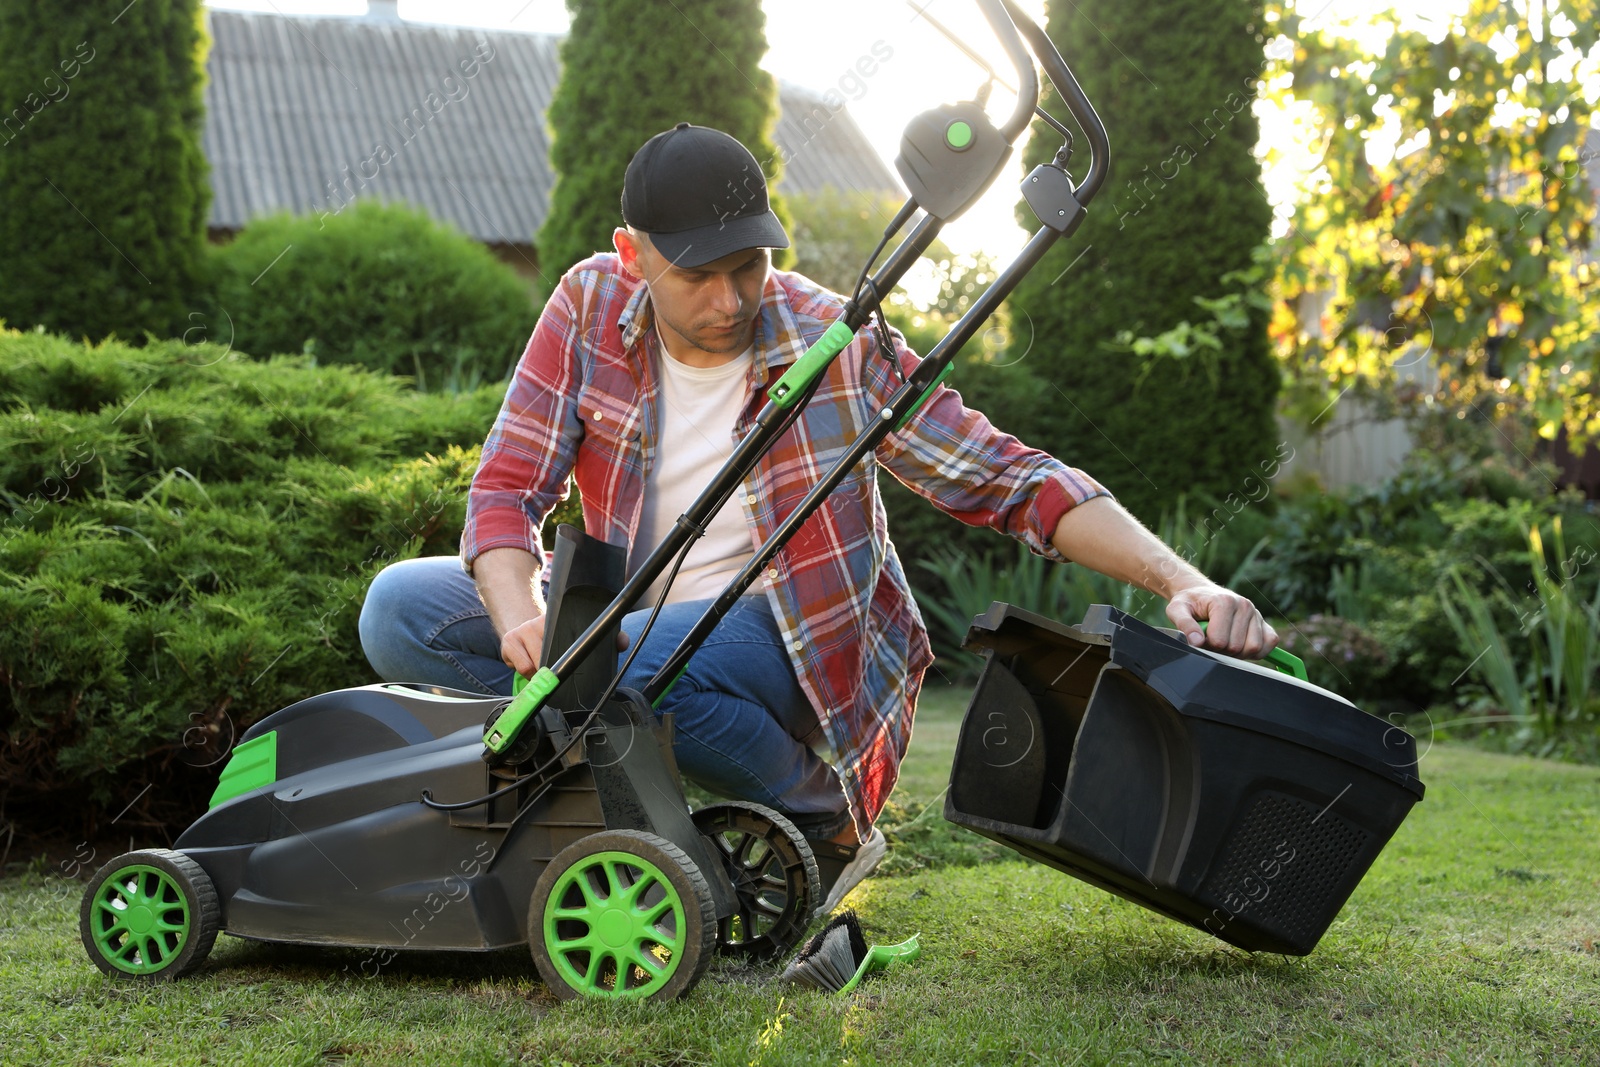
[614,227,645,280]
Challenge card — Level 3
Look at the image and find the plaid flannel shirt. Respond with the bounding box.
[461,253,1112,836]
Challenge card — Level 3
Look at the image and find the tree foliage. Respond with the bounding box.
[538,0,789,286]
[1266,0,1600,443]
[0,0,210,340]
[1007,0,1282,524]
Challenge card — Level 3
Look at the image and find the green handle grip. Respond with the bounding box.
[768,320,855,407]
[1196,621,1307,681]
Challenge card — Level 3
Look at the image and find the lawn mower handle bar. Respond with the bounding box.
[980,0,1040,141]
[483,0,1110,761]
[1001,0,1110,202]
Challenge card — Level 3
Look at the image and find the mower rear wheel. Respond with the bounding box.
[692,802,820,960]
[80,849,221,980]
[529,829,716,1001]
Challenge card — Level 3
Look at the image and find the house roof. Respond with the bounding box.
[202,9,902,248]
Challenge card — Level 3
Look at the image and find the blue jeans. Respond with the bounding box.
[358,556,850,837]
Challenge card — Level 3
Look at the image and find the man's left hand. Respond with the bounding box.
[1166,582,1277,659]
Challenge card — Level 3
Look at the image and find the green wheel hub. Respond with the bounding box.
[542,850,686,998]
[87,865,192,976]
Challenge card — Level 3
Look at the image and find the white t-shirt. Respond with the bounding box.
[630,344,758,609]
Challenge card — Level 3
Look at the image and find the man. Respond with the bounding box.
[359,123,1277,916]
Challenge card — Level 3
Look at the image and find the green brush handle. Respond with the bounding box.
[839,933,921,995]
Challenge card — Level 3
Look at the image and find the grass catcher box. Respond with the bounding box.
[944,604,1425,955]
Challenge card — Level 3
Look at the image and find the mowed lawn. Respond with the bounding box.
[3,686,1598,1066]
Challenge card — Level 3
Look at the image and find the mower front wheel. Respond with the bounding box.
[80,848,221,980]
[529,829,716,1001]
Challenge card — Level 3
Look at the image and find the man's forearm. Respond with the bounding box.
[1048,496,1210,599]
[470,547,544,637]
[1048,495,1276,656]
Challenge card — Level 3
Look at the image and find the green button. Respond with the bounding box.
[946,120,973,150]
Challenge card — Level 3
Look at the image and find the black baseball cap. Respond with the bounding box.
[621,123,790,269]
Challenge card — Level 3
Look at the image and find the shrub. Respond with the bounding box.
[1241,456,1550,619]
[1438,518,1600,756]
[0,0,210,340]
[0,327,506,837]
[210,201,534,391]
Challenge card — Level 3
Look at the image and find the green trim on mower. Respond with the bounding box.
[208,731,277,808]
[1265,645,1308,681]
[484,666,559,753]
[652,663,690,708]
[542,850,688,998]
[85,864,193,976]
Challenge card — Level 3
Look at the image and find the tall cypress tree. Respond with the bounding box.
[1008,0,1279,524]
[538,0,785,284]
[0,0,210,340]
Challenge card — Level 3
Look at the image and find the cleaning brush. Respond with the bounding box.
[781,910,920,994]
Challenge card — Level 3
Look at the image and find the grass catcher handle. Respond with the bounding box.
[1197,621,1309,682]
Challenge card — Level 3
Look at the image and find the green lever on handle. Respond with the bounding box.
[1196,621,1308,682]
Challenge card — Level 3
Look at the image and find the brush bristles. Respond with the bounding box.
[782,910,868,992]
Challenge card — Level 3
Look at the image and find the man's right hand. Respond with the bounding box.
[500,612,632,681]
[501,614,547,677]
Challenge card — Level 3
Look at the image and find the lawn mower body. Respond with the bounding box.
[82,528,817,998]
[173,681,731,952]
[171,525,734,953]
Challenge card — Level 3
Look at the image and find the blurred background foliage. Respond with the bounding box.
[1261,0,1599,444]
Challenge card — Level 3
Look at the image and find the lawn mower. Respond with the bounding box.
[79,0,1100,1000]
[77,0,1423,999]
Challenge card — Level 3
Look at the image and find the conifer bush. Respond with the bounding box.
[1006,0,1281,523]
[0,0,210,341]
[0,327,507,835]
[538,0,788,284]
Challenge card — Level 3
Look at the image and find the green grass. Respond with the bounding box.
[3,687,1599,1066]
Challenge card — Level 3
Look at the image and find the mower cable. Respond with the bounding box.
[850,199,918,314]
[419,775,528,811]
[856,277,906,385]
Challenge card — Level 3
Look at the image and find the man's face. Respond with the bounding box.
[616,229,769,363]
